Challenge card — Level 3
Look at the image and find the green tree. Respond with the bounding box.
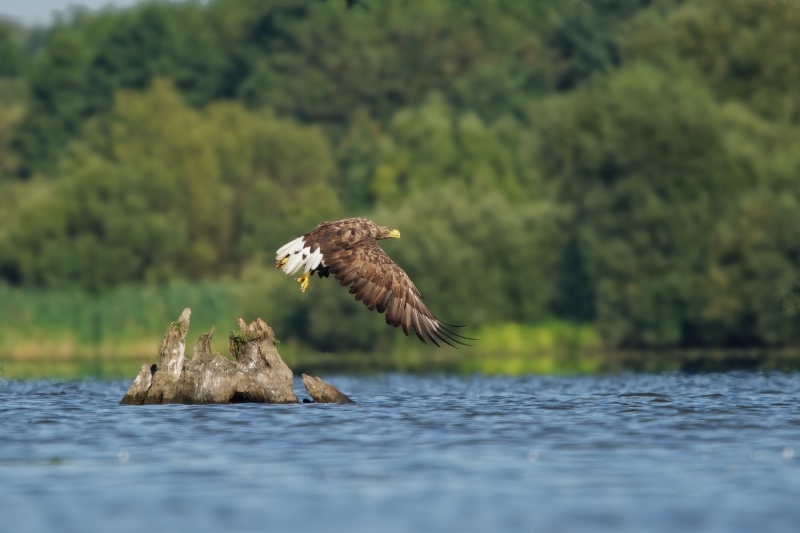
[3,80,341,289]
[84,2,227,110]
[10,0,662,177]
[11,30,92,176]
[0,22,24,77]
[532,63,746,346]
[703,191,800,346]
[368,93,540,206]
[13,2,227,175]
[0,101,22,178]
[700,104,800,345]
[375,183,565,326]
[622,0,800,123]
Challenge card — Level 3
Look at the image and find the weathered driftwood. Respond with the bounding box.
[302,374,354,404]
[120,308,353,405]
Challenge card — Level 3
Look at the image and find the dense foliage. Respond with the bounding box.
[1,0,800,350]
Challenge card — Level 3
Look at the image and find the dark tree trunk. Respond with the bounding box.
[120,308,353,405]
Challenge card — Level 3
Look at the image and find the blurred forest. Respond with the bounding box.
[2,0,800,366]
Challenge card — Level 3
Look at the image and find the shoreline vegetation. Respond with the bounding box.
[3,1,800,380]
[3,344,799,381]
[1,282,798,380]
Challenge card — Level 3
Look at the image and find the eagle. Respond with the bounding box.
[275,218,469,347]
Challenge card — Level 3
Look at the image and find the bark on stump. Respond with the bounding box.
[302,374,354,404]
[120,308,352,405]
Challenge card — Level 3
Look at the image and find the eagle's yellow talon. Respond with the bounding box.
[276,256,289,269]
[296,272,311,292]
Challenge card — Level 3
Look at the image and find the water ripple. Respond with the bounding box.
[0,373,799,533]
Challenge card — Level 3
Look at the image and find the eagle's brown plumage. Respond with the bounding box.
[275,218,468,347]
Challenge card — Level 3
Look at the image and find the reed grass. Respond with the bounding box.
[0,282,243,357]
[2,282,799,380]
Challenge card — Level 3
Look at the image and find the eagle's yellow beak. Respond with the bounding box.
[388,229,401,239]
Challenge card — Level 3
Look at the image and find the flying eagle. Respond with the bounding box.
[275,218,468,347]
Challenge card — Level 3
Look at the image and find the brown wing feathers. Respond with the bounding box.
[296,220,470,346]
[315,239,467,346]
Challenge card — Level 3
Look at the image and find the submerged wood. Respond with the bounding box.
[120,308,349,405]
[302,374,354,404]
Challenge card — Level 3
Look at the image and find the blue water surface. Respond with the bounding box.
[1,373,799,533]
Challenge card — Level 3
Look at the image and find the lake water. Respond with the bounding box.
[1,372,799,533]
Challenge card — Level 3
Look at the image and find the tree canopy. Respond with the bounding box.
[2,0,800,350]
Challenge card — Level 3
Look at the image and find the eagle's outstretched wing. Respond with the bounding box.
[319,237,467,347]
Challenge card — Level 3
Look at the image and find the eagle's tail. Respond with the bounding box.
[275,236,324,276]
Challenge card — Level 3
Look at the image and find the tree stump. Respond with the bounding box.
[120,308,353,405]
